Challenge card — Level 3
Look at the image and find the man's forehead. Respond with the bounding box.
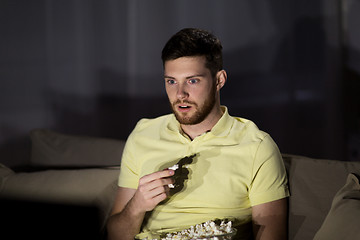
[164,56,210,77]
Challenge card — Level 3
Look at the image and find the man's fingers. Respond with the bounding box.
[136,180,171,208]
[164,184,171,195]
[148,184,169,199]
[139,177,174,194]
[139,169,174,186]
[137,169,175,199]
[134,170,175,212]
[152,192,168,203]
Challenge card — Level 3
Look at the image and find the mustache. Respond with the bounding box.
[173,100,197,106]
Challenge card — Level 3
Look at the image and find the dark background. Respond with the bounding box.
[1,0,360,168]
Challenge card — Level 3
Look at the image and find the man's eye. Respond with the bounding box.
[189,79,198,84]
[167,79,176,84]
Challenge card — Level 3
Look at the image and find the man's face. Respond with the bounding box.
[164,56,217,125]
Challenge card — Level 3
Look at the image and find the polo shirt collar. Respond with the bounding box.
[209,106,233,137]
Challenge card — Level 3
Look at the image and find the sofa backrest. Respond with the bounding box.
[30,128,125,167]
[282,154,360,240]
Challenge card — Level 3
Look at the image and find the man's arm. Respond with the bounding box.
[252,198,288,240]
[106,170,175,240]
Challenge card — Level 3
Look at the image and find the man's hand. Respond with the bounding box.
[131,169,175,213]
[107,169,175,240]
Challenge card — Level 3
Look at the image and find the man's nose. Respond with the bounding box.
[176,84,188,99]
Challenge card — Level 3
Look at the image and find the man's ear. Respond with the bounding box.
[216,70,227,90]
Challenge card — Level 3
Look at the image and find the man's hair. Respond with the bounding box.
[161,28,223,78]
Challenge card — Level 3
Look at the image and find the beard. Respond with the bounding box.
[170,84,217,125]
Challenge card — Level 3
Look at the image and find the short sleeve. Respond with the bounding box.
[118,131,140,189]
[249,134,289,206]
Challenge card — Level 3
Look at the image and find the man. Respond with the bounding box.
[107,28,289,240]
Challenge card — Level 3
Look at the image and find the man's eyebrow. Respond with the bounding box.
[164,75,175,79]
[164,74,205,79]
[186,74,205,79]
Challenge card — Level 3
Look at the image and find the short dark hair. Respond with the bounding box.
[161,28,223,77]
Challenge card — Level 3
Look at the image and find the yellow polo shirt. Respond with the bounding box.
[118,107,289,239]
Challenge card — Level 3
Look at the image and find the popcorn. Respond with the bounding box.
[167,154,196,190]
[168,164,179,188]
[159,220,234,240]
[168,164,179,171]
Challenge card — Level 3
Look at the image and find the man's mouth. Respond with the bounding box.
[179,105,190,109]
[176,104,192,112]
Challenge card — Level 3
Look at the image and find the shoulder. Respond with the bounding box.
[230,117,282,165]
[128,114,173,139]
[228,116,281,159]
[231,116,269,142]
[121,114,174,160]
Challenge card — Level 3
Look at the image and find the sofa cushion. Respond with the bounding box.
[30,129,125,167]
[0,164,119,227]
[313,173,360,240]
[282,154,360,240]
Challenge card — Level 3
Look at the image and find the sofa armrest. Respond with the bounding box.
[0,164,120,229]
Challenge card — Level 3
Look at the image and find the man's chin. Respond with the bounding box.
[174,112,204,125]
[178,120,194,125]
[174,112,192,125]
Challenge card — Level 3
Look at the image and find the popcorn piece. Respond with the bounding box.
[168,164,179,171]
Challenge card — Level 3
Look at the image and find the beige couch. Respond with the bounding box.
[1,129,360,239]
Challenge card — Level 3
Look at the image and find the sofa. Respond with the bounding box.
[0,129,359,240]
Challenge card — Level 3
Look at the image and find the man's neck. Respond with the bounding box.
[180,106,224,140]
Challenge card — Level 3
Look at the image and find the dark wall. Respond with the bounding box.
[1,0,359,168]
